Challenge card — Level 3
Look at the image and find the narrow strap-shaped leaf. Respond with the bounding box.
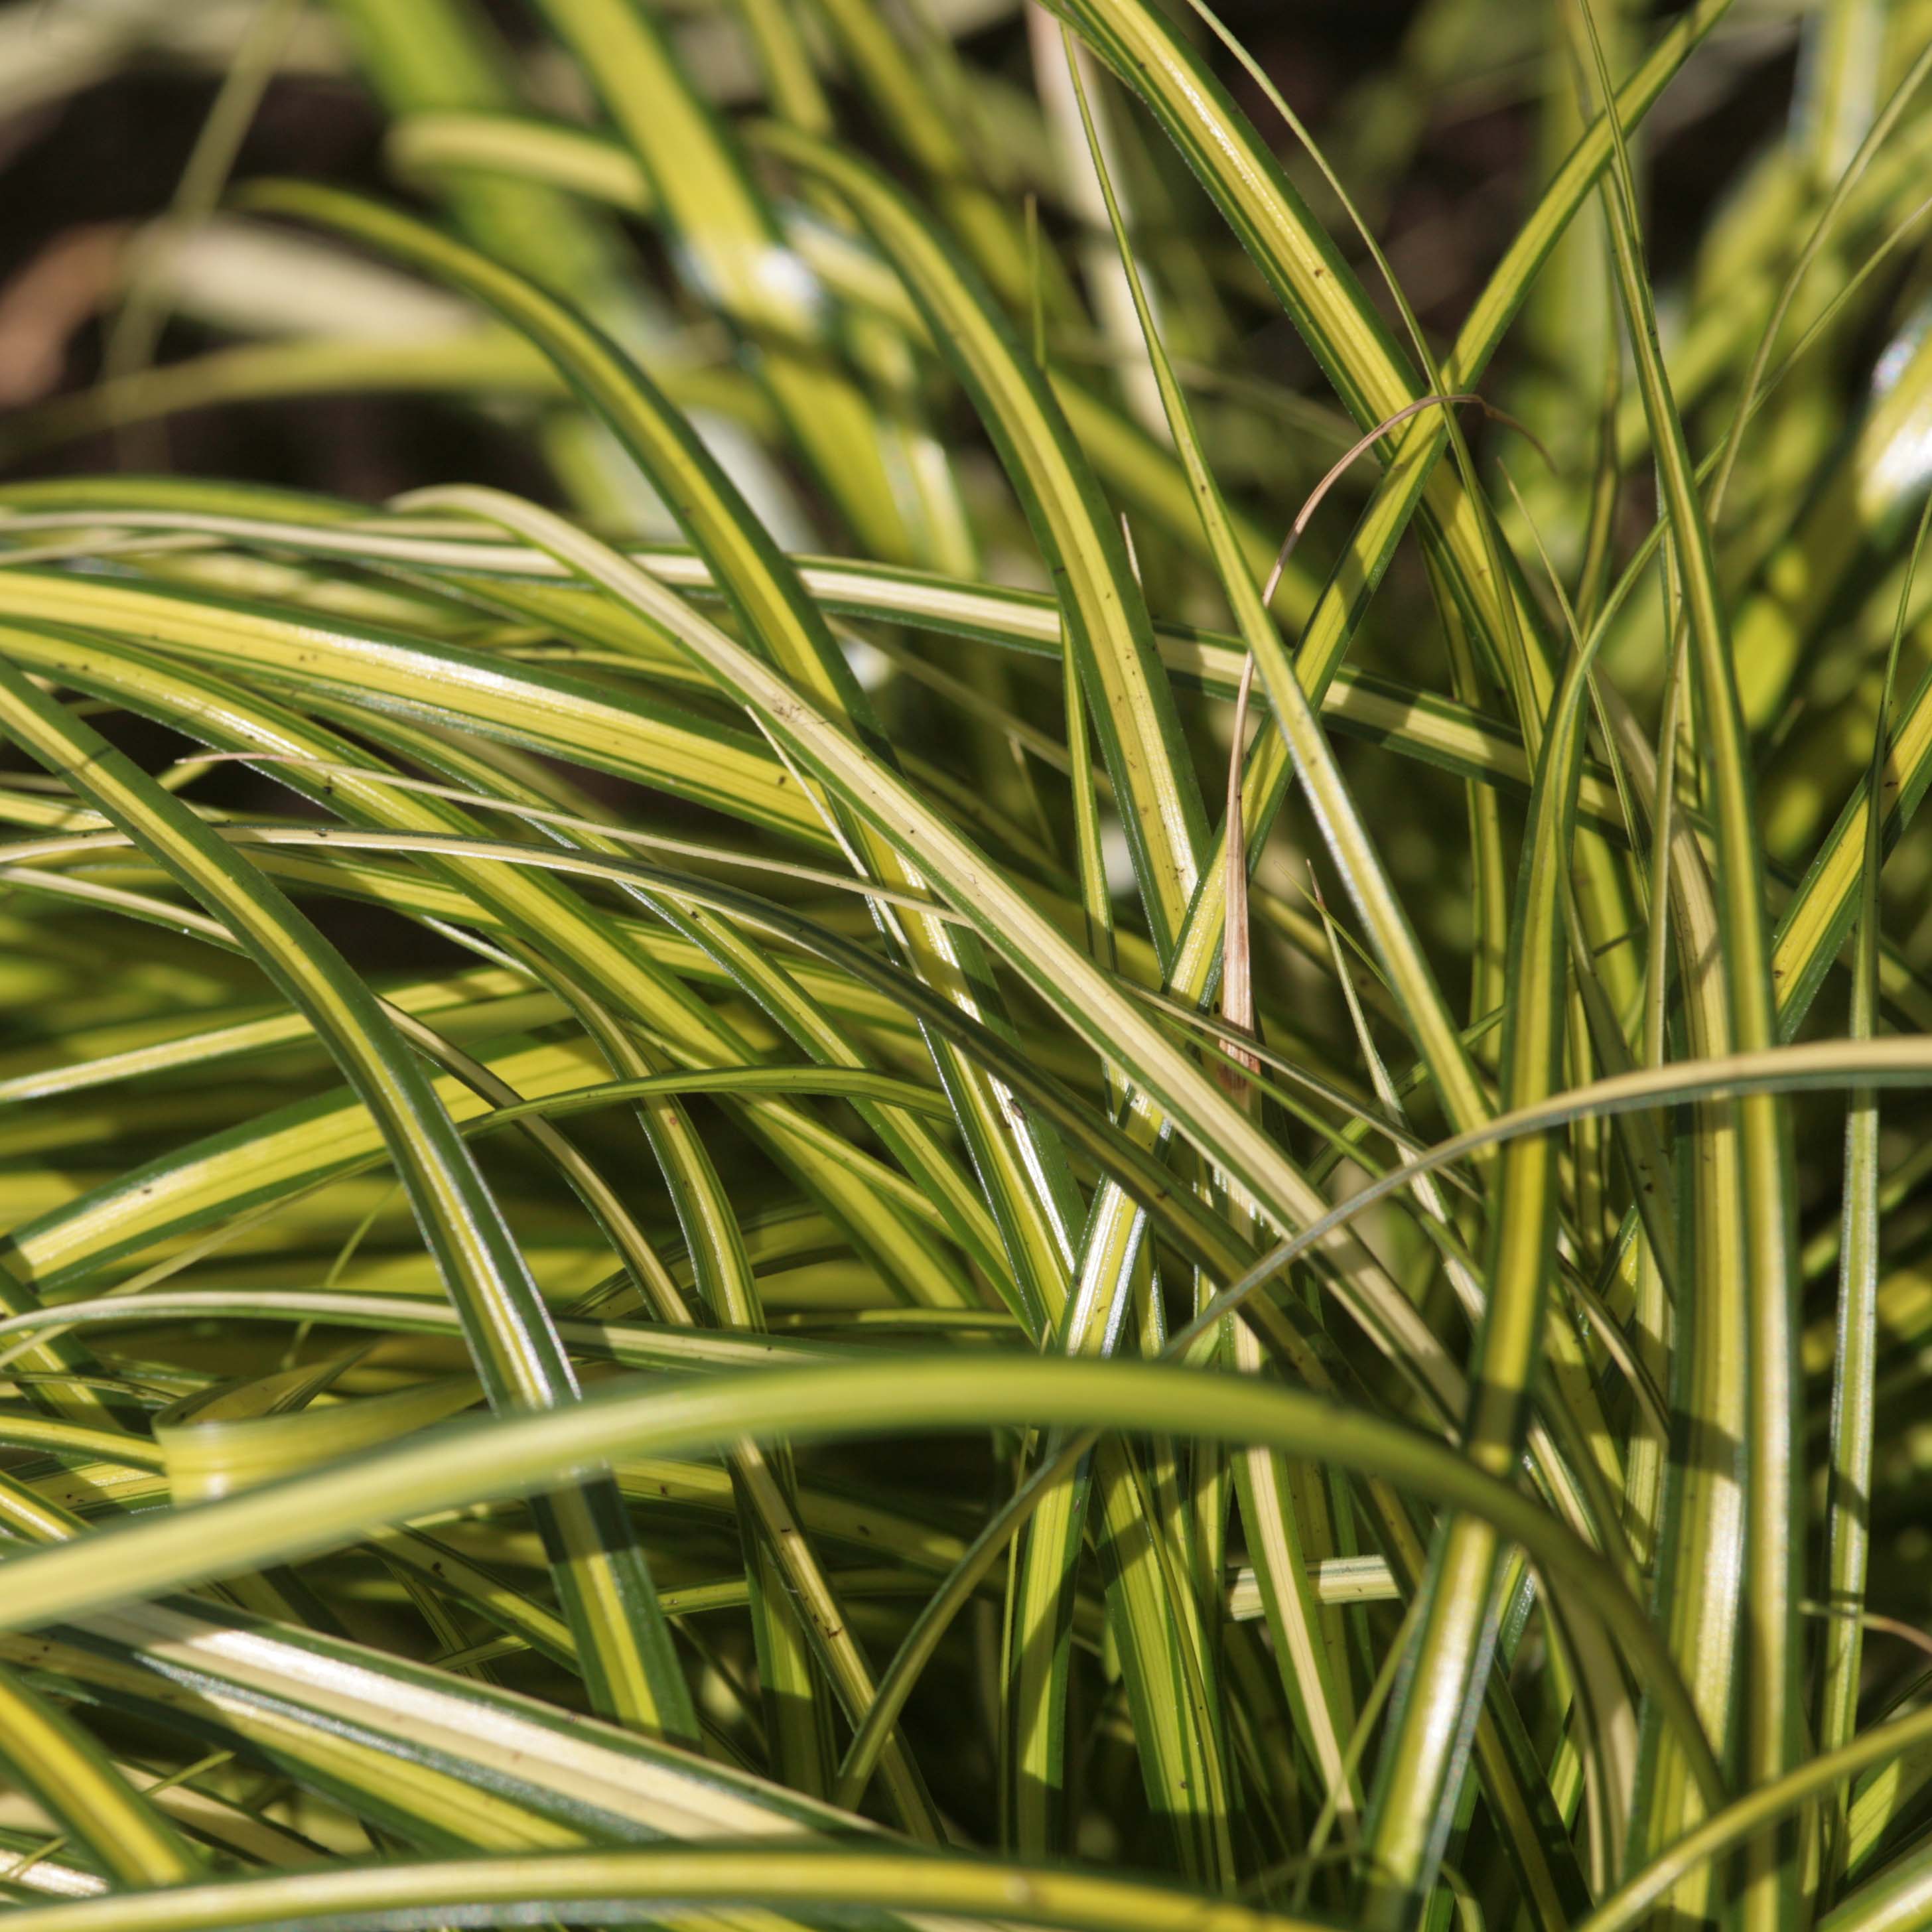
[0,569,830,846]
[753,121,1210,969]
[0,647,698,1746]
[0,1665,200,1886]
[1574,16,1801,1924]
[387,486,1487,1421]
[964,0,1736,1253]
[0,493,1624,831]
[1581,1702,1932,1932]
[0,1355,1708,1742]
[1817,499,1932,1896]
[0,1842,1344,1932]
[1361,485,1624,1925]
[15,1591,930,1895]
[239,175,1085,1339]
[345,642,1010,1306]
[531,0,922,565]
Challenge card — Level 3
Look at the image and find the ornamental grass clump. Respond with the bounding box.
[0,0,1926,1927]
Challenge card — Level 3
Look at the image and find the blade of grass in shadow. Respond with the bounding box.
[238,175,1089,1355]
[1568,10,1802,1925]
[1060,56,1598,1921]
[1817,497,1932,1895]
[0,1353,1719,1751]
[0,650,699,1747]
[1356,439,1633,1925]
[750,121,1210,973]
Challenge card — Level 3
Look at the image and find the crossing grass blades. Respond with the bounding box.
[0,0,1929,1927]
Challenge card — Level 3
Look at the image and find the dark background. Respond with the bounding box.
[0,0,1802,504]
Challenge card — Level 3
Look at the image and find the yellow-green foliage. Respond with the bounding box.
[0,1,1927,1927]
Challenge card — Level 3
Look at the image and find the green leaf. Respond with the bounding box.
[0,647,698,1746]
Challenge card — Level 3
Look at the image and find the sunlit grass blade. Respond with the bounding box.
[753,121,1209,969]
[0,1666,200,1886]
[0,1355,1699,1701]
[0,646,697,1746]
[1359,438,1625,1923]
[531,0,922,565]
[247,177,1092,1344]
[1817,498,1932,1895]
[0,3,1925,1917]
[1568,13,1800,1923]
[0,1844,1349,1932]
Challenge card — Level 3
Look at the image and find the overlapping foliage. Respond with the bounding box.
[0,0,1928,1926]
